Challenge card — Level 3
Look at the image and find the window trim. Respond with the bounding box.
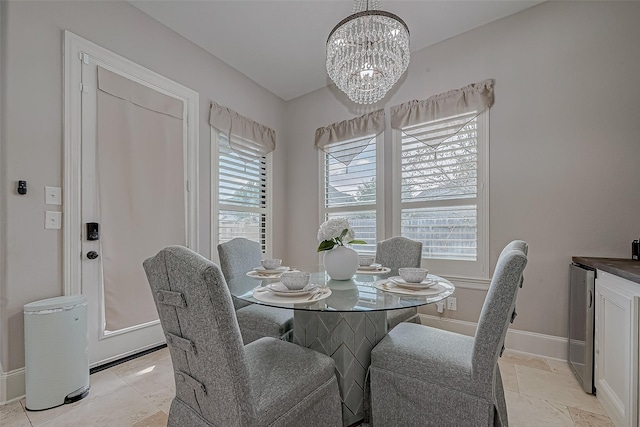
[210,127,273,264]
[391,111,489,280]
[318,133,385,259]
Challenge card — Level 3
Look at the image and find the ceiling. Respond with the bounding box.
[130,1,542,101]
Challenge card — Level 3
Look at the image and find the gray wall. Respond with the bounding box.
[0,0,287,372]
[283,1,640,338]
[0,0,7,375]
[2,0,640,377]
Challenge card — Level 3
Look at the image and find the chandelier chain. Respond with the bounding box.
[353,0,381,13]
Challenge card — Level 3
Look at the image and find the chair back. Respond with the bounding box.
[375,236,422,270]
[143,246,257,426]
[498,240,528,262]
[218,238,262,281]
[499,240,528,289]
[472,240,528,385]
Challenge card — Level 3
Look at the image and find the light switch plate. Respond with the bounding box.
[45,186,62,205]
[45,211,62,229]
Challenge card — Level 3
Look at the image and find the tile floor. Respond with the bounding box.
[1,348,613,426]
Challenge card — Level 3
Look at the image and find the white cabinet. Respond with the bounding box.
[595,271,640,427]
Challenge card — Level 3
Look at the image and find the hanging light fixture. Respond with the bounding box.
[326,0,410,105]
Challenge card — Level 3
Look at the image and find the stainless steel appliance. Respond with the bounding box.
[568,263,596,394]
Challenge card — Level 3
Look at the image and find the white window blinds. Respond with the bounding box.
[216,133,269,252]
[399,112,479,261]
[325,137,377,208]
[218,133,267,209]
[324,137,378,253]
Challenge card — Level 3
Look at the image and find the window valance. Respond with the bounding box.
[390,79,494,151]
[209,102,276,160]
[390,79,494,129]
[315,109,385,166]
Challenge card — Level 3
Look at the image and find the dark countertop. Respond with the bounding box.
[572,257,640,285]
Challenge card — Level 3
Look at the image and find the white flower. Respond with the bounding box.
[317,218,366,252]
[317,218,355,243]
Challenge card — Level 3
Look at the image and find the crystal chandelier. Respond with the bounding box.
[326,0,410,105]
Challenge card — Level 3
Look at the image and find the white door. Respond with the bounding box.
[64,32,199,367]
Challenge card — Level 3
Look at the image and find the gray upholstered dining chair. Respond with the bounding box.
[374,236,423,329]
[143,246,342,427]
[369,240,528,426]
[218,238,293,344]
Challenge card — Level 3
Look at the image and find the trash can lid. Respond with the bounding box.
[24,295,87,313]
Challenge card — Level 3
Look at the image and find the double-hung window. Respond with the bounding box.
[392,80,493,278]
[210,103,275,258]
[317,110,385,254]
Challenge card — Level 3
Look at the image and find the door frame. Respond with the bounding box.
[63,31,199,298]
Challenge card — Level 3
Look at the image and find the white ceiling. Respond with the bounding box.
[130,1,542,101]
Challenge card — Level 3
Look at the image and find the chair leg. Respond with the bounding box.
[493,366,508,426]
[406,314,421,324]
[280,329,293,342]
[363,367,372,425]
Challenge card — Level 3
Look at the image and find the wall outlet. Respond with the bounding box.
[447,297,457,311]
[436,302,445,313]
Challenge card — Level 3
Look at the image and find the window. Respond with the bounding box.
[212,130,271,256]
[210,103,275,260]
[320,134,382,254]
[394,110,489,278]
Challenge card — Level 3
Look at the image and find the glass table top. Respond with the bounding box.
[227,269,454,312]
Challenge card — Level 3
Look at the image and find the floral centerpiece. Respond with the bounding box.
[317,218,366,252]
[317,218,366,280]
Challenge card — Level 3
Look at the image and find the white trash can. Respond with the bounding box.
[24,295,90,410]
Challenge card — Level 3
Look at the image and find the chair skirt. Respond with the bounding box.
[370,366,505,427]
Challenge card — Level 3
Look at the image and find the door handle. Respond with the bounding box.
[588,289,593,309]
[87,251,99,260]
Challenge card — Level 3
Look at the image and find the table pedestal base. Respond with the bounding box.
[293,311,387,426]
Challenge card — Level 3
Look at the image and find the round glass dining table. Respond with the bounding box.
[227,268,454,426]
[228,269,454,312]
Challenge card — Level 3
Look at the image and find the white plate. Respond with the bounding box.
[375,281,446,295]
[356,266,391,275]
[266,282,318,297]
[389,276,437,290]
[253,287,332,304]
[254,266,289,275]
[358,263,383,271]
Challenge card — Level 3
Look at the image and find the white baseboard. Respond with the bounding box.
[418,314,568,360]
[88,341,166,369]
[0,367,25,405]
[0,342,166,406]
[1,317,567,405]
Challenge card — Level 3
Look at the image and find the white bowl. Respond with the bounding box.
[358,255,375,267]
[261,259,282,270]
[280,271,311,290]
[398,267,428,284]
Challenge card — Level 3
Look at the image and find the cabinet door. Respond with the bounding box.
[596,272,639,427]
